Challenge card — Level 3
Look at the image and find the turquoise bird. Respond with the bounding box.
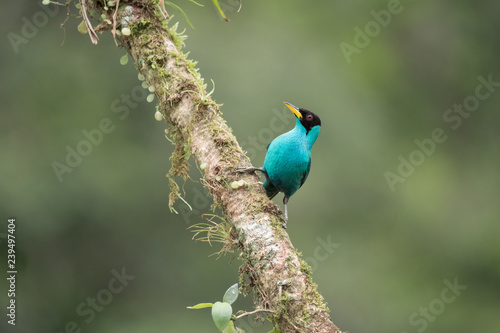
[238,102,321,227]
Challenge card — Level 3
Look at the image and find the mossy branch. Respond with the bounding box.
[81,1,344,332]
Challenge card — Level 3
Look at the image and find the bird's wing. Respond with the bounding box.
[264,179,280,199]
[300,157,312,188]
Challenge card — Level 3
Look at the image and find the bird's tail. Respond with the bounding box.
[263,180,279,199]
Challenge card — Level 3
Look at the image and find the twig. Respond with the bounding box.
[80,0,98,44]
[59,2,71,46]
[235,308,273,319]
[159,0,170,19]
[111,0,120,46]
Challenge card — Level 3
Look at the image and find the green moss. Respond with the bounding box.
[130,17,153,35]
[124,12,211,214]
[166,21,188,51]
[299,257,312,277]
[163,123,191,212]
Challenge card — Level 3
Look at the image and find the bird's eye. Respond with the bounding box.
[306,114,313,121]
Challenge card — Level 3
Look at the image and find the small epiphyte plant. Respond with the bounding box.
[188,283,240,332]
[188,283,277,332]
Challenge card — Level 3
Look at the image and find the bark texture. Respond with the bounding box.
[85,1,344,332]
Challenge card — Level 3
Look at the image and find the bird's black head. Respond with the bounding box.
[298,108,321,134]
[284,102,321,134]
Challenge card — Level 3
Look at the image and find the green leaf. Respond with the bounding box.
[267,330,281,333]
[186,0,204,6]
[211,0,228,21]
[77,20,88,34]
[119,54,128,65]
[222,320,237,333]
[223,283,239,305]
[212,301,232,331]
[187,302,213,309]
[121,27,131,36]
[166,1,194,28]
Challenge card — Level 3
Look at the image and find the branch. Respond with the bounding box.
[84,2,344,332]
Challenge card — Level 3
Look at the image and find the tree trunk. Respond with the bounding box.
[82,1,344,332]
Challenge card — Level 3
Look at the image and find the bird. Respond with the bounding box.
[237,101,321,228]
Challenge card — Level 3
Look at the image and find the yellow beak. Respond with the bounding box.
[283,101,302,119]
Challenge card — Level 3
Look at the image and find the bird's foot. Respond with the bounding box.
[236,166,264,174]
[282,219,287,229]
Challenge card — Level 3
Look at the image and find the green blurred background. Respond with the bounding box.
[1,1,499,332]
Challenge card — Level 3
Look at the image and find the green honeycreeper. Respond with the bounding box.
[237,102,321,228]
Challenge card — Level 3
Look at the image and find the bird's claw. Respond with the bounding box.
[236,166,264,174]
[236,166,254,173]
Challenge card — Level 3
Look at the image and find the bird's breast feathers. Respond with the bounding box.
[264,134,310,194]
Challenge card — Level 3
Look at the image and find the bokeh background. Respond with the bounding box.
[1,1,499,332]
